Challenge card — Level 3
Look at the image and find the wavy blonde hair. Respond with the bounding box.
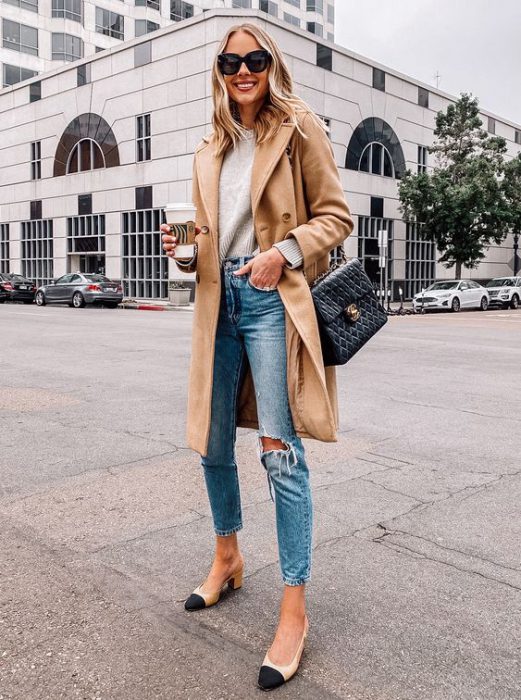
[211,22,327,156]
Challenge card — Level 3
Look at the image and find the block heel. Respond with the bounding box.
[184,565,244,611]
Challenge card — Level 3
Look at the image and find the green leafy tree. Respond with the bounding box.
[502,153,521,273]
[399,93,510,279]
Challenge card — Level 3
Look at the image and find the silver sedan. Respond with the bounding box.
[35,273,123,308]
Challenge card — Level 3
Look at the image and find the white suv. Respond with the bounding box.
[484,276,521,309]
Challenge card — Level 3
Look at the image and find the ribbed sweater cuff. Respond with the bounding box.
[273,239,304,269]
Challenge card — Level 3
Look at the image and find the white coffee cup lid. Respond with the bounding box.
[165,202,195,210]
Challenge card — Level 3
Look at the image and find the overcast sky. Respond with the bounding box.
[335,0,521,125]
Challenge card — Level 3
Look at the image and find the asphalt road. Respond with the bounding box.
[1,303,520,699]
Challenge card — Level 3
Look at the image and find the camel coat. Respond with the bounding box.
[177,112,354,457]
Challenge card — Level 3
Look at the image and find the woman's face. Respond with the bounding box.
[222,31,270,115]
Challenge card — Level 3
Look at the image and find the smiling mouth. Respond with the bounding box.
[234,82,257,91]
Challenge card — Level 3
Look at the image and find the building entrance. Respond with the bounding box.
[357,216,394,301]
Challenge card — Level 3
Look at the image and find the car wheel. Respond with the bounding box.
[511,294,519,310]
[451,297,460,312]
[35,291,46,306]
[72,292,85,308]
[480,296,489,311]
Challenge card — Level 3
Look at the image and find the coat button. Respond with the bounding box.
[200,226,209,234]
[282,212,291,222]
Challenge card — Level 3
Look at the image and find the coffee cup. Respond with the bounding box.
[164,202,197,259]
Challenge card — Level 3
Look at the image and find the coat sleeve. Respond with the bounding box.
[284,113,354,267]
[173,156,199,274]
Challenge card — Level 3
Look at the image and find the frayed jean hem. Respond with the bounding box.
[283,575,310,586]
[214,523,243,537]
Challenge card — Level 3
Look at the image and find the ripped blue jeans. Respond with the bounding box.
[201,255,313,586]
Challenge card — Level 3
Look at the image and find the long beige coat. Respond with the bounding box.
[177,112,354,456]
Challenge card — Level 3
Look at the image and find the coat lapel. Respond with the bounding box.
[251,122,296,219]
[194,137,223,237]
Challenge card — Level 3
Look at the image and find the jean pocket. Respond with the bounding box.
[247,275,277,292]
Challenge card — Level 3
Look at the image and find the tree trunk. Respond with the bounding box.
[455,262,462,279]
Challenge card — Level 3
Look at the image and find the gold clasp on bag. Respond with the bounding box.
[344,303,361,322]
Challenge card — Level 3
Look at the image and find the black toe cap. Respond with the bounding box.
[258,665,285,690]
[184,593,206,611]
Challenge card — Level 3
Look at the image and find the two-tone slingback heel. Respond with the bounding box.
[184,566,244,611]
[258,615,309,691]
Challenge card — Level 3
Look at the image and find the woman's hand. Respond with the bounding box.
[161,225,204,258]
[233,248,286,289]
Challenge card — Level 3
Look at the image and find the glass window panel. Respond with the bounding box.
[80,139,91,171]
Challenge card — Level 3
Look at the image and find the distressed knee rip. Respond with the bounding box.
[257,434,298,503]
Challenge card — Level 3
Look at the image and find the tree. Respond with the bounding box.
[502,153,521,275]
[399,94,510,279]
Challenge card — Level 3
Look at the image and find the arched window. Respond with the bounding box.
[53,113,120,176]
[66,138,105,173]
[359,142,395,178]
[346,118,405,179]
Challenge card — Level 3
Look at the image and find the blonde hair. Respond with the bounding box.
[211,23,326,156]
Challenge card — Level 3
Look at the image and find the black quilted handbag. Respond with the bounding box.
[311,253,388,366]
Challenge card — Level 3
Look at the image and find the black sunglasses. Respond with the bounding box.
[217,50,272,76]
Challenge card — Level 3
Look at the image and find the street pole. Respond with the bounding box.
[378,229,388,309]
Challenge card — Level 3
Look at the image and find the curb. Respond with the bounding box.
[118,301,194,312]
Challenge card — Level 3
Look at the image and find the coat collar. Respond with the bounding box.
[194,122,296,236]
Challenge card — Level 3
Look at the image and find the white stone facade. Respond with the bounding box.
[0,8,519,300]
[0,0,334,86]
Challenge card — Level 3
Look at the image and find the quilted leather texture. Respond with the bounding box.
[311,258,388,366]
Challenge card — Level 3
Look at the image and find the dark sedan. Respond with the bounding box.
[35,273,123,308]
[0,273,37,304]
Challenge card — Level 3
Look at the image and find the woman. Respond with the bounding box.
[161,23,353,690]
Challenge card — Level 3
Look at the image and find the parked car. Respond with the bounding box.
[35,273,123,308]
[0,272,37,304]
[484,276,521,309]
[412,280,490,312]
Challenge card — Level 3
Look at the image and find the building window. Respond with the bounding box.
[52,0,82,22]
[346,117,406,179]
[515,130,521,146]
[3,64,38,87]
[307,22,323,36]
[417,145,428,174]
[135,41,151,67]
[359,143,394,178]
[170,0,193,21]
[136,114,151,162]
[405,222,436,299]
[54,113,120,176]
[30,200,42,219]
[326,3,334,23]
[67,214,105,254]
[418,86,429,108]
[67,138,106,173]
[357,215,393,291]
[122,208,167,299]
[373,67,385,92]
[260,0,278,15]
[135,0,160,8]
[52,33,83,61]
[21,220,54,286]
[4,0,38,11]
[232,0,252,6]
[0,224,9,274]
[78,194,92,215]
[31,141,41,180]
[316,43,332,70]
[284,0,300,6]
[135,20,160,36]
[77,63,90,86]
[29,81,41,102]
[95,8,124,40]
[488,116,496,134]
[306,0,323,10]
[136,186,153,210]
[284,12,300,26]
[95,46,104,53]
[370,197,384,218]
[318,115,331,138]
[2,20,38,56]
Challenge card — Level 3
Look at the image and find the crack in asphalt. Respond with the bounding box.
[387,395,521,423]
